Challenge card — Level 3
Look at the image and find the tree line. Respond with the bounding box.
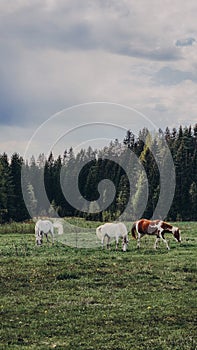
[0,124,197,223]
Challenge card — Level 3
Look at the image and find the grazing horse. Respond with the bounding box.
[96,222,129,251]
[131,218,181,250]
[35,219,63,245]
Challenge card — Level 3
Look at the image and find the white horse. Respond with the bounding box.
[96,222,129,251]
[35,219,63,245]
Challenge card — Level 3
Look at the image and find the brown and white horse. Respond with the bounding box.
[131,219,181,250]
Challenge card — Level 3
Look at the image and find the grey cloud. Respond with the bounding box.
[176,37,196,47]
[154,104,168,113]
[0,0,196,133]
[153,66,197,86]
[120,46,181,61]
[0,1,181,62]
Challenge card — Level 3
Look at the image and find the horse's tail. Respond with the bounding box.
[35,222,39,236]
[96,226,103,240]
[131,222,137,239]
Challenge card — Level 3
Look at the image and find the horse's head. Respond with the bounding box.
[122,236,129,252]
[36,231,43,245]
[172,227,181,242]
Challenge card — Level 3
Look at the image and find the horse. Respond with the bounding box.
[35,219,63,245]
[131,218,181,250]
[96,222,129,251]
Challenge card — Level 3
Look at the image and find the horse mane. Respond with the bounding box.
[161,221,173,231]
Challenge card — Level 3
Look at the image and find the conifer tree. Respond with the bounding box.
[9,153,29,221]
[189,182,197,220]
[0,153,13,222]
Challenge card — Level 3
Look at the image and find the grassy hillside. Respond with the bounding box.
[0,220,196,349]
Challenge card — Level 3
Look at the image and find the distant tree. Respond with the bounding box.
[9,153,29,221]
[23,183,37,218]
[37,153,46,168]
[44,152,55,203]
[123,130,135,150]
[139,134,160,218]
[189,182,197,220]
[164,126,171,142]
[1,123,197,223]
[0,153,14,222]
[132,171,148,220]
[116,175,130,219]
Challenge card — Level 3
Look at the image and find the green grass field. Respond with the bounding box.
[0,220,196,349]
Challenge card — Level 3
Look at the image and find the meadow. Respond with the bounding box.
[0,219,196,350]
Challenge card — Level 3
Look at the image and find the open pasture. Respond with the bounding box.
[0,220,196,349]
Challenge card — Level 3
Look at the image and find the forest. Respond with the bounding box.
[0,124,197,223]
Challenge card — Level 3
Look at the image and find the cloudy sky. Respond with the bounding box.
[0,0,197,158]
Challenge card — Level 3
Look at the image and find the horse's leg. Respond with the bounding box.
[51,226,54,244]
[107,236,110,250]
[115,237,119,251]
[122,236,127,252]
[160,233,170,250]
[39,231,43,245]
[103,234,109,249]
[46,233,49,243]
[154,237,160,249]
[50,230,54,244]
[137,232,141,248]
[101,234,108,249]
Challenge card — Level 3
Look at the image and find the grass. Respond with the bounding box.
[0,220,196,349]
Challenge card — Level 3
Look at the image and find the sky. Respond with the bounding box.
[0,0,197,159]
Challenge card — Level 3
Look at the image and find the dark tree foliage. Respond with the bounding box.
[9,153,30,222]
[0,124,196,222]
[0,153,13,223]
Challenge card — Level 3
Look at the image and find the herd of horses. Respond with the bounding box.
[35,218,181,251]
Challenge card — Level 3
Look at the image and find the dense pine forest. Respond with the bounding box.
[0,124,197,223]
